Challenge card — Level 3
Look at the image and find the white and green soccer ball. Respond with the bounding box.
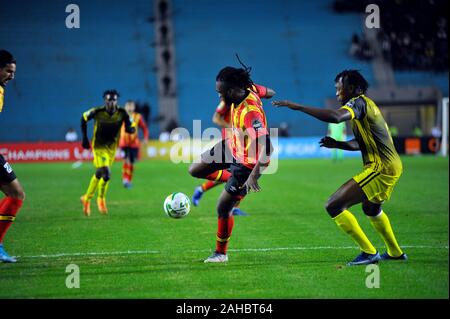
[163,192,191,218]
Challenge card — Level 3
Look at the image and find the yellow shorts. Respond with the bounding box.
[353,167,401,204]
[93,148,116,168]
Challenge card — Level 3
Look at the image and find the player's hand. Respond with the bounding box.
[272,100,296,109]
[319,136,337,148]
[82,137,91,149]
[242,173,261,193]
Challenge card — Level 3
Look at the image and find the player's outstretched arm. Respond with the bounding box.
[272,100,351,123]
[319,136,359,151]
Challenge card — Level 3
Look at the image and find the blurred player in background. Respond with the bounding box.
[189,64,273,263]
[192,83,275,217]
[327,121,346,162]
[119,100,149,188]
[0,49,24,263]
[80,90,135,216]
[273,70,406,266]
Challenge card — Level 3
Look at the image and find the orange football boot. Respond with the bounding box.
[80,195,91,217]
[97,198,108,215]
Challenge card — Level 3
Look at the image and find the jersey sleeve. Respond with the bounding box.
[252,84,268,98]
[340,97,366,120]
[243,111,268,141]
[215,99,229,116]
[82,107,98,121]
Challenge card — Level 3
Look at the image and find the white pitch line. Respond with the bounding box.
[17,244,449,259]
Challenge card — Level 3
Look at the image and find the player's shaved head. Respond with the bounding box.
[103,89,120,99]
[0,49,16,68]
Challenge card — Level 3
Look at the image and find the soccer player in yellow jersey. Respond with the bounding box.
[0,49,25,263]
[273,70,406,266]
[80,90,135,216]
[189,65,273,263]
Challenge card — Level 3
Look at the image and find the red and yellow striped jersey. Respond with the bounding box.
[216,84,269,139]
[227,88,269,169]
[119,112,149,148]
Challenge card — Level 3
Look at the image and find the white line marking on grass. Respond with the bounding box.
[17,244,449,259]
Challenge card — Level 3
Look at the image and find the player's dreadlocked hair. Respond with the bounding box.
[335,69,369,94]
[0,49,16,68]
[216,54,254,89]
[103,89,120,98]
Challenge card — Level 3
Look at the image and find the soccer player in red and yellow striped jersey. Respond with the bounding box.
[189,66,273,263]
[273,70,406,266]
[192,83,275,216]
[119,101,149,188]
[0,49,24,263]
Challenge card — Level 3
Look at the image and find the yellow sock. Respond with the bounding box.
[368,211,403,257]
[333,210,377,254]
[97,178,110,199]
[85,175,100,200]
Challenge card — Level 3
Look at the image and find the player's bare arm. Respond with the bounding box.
[243,136,273,192]
[272,100,352,123]
[319,136,360,151]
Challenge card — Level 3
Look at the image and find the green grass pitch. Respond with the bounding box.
[0,156,448,298]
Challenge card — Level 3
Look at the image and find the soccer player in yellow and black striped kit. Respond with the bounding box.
[80,90,135,216]
[273,70,406,266]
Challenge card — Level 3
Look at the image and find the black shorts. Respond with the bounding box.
[121,147,139,163]
[201,140,254,198]
[0,154,17,184]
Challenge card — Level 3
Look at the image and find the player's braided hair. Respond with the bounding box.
[0,49,16,68]
[335,69,369,94]
[216,54,254,89]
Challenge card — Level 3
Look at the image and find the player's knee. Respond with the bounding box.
[188,164,200,178]
[8,187,25,201]
[362,203,381,217]
[325,198,341,218]
[216,202,232,218]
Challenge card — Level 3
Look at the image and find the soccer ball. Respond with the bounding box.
[163,192,191,218]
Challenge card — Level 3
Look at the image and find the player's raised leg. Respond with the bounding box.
[326,178,380,266]
[0,177,25,263]
[363,200,407,261]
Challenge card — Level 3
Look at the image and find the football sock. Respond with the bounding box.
[333,210,377,254]
[97,178,110,199]
[216,215,234,254]
[85,175,100,200]
[122,163,130,182]
[0,197,23,243]
[201,180,220,192]
[206,170,231,182]
[129,163,134,182]
[368,211,403,257]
